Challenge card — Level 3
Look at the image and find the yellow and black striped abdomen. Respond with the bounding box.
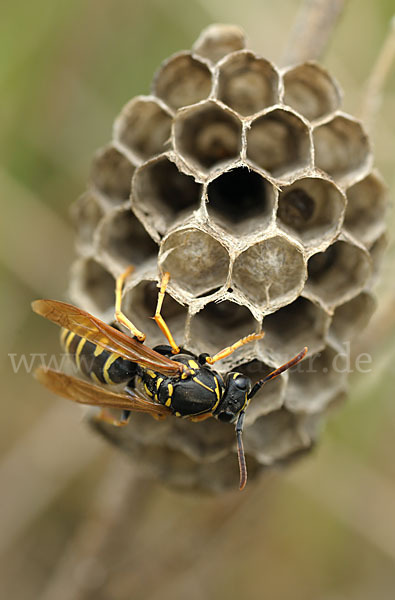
[60,328,137,385]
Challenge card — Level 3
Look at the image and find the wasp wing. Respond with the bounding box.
[32,299,182,377]
[35,366,171,418]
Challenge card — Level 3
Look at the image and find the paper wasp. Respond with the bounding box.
[32,267,307,490]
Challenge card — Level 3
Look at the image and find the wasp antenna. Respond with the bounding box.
[248,346,308,400]
[236,411,247,491]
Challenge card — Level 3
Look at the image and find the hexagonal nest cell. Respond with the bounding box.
[262,297,329,364]
[70,258,115,315]
[238,359,285,423]
[244,409,310,464]
[345,173,387,245]
[330,291,376,343]
[132,155,202,239]
[171,417,235,463]
[217,51,279,116]
[283,62,341,121]
[188,299,258,356]
[206,166,275,236]
[96,206,158,272]
[173,101,242,173]
[159,228,230,296]
[153,53,212,111]
[246,108,311,178]
[72,192,105,255]
[368,232,388,280]
[192,24,246,64]
[277,176,345,246]
[114,97,172,163]
[313,115,370,182]
[285,345,347,413]
[232,236,306,310]
[306,240,371,307]
[90,145,135,204]
[122,278,188,347]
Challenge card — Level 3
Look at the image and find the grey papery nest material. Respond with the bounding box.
[69,25,387,492]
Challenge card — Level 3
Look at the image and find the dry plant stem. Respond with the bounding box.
[81,485,252,600]
[0,169,73,297]
[0,404,102,557]
[281,0,348,66]
[288,439,395,562]
[146,478,276,600]
[359,17,395,131]
[40,458,143,600]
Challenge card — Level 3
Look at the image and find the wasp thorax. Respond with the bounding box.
[71,23,386,492]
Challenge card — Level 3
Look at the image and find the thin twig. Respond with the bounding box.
[359,16,395,131]
[281,0,348,66]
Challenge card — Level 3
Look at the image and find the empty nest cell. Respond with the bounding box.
[189,299,258,356]
[206,166,275,236]
[159,228,230,296]
[232,236,306,310]
[192,24,246,64]
[153,53,212,111]
[306,240,371,307]
[282,62,341,121]
[368,232,388,280]
[313,115,370,182]
[262,297,329,364]
[244,408,309,464]
[171,417,235,463]
[239,360,285,423]
[90,145,135,203]
[132,155,201,238]
[71,258,115,315]
[114,97,172,163]
[330,291,376,343]
[92,414,256,492]
[285,345,346,413]
[72,192,105,255]
[217,51,279,116]
[122,278,188,346]
[246,108,311,178]
[173,101,242,173]
[277,176,345,246]
[345,173,387,245]
[97,206,158,272]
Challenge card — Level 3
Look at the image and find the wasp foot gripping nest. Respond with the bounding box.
[70,24,387,493]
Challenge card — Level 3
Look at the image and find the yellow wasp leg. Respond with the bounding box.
[153,272,180,354]
[205,332,265,365]
[114,266,146,342]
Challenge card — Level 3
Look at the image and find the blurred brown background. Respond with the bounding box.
[1,1,395,599]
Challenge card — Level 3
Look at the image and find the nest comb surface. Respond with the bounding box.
[70,24,387,493]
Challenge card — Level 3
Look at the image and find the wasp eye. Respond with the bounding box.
[234,375,249,390]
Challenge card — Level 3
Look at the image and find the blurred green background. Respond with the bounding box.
[1,1,395,599]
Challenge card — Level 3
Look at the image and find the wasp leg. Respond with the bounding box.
[204,332,265,365]
[114,266,146,342]
[153,272,180,354]
[94,408,131,427]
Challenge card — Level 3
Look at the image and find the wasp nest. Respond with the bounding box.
[70,25,387,493]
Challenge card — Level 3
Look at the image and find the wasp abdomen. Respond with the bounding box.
[60,328,136,385]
